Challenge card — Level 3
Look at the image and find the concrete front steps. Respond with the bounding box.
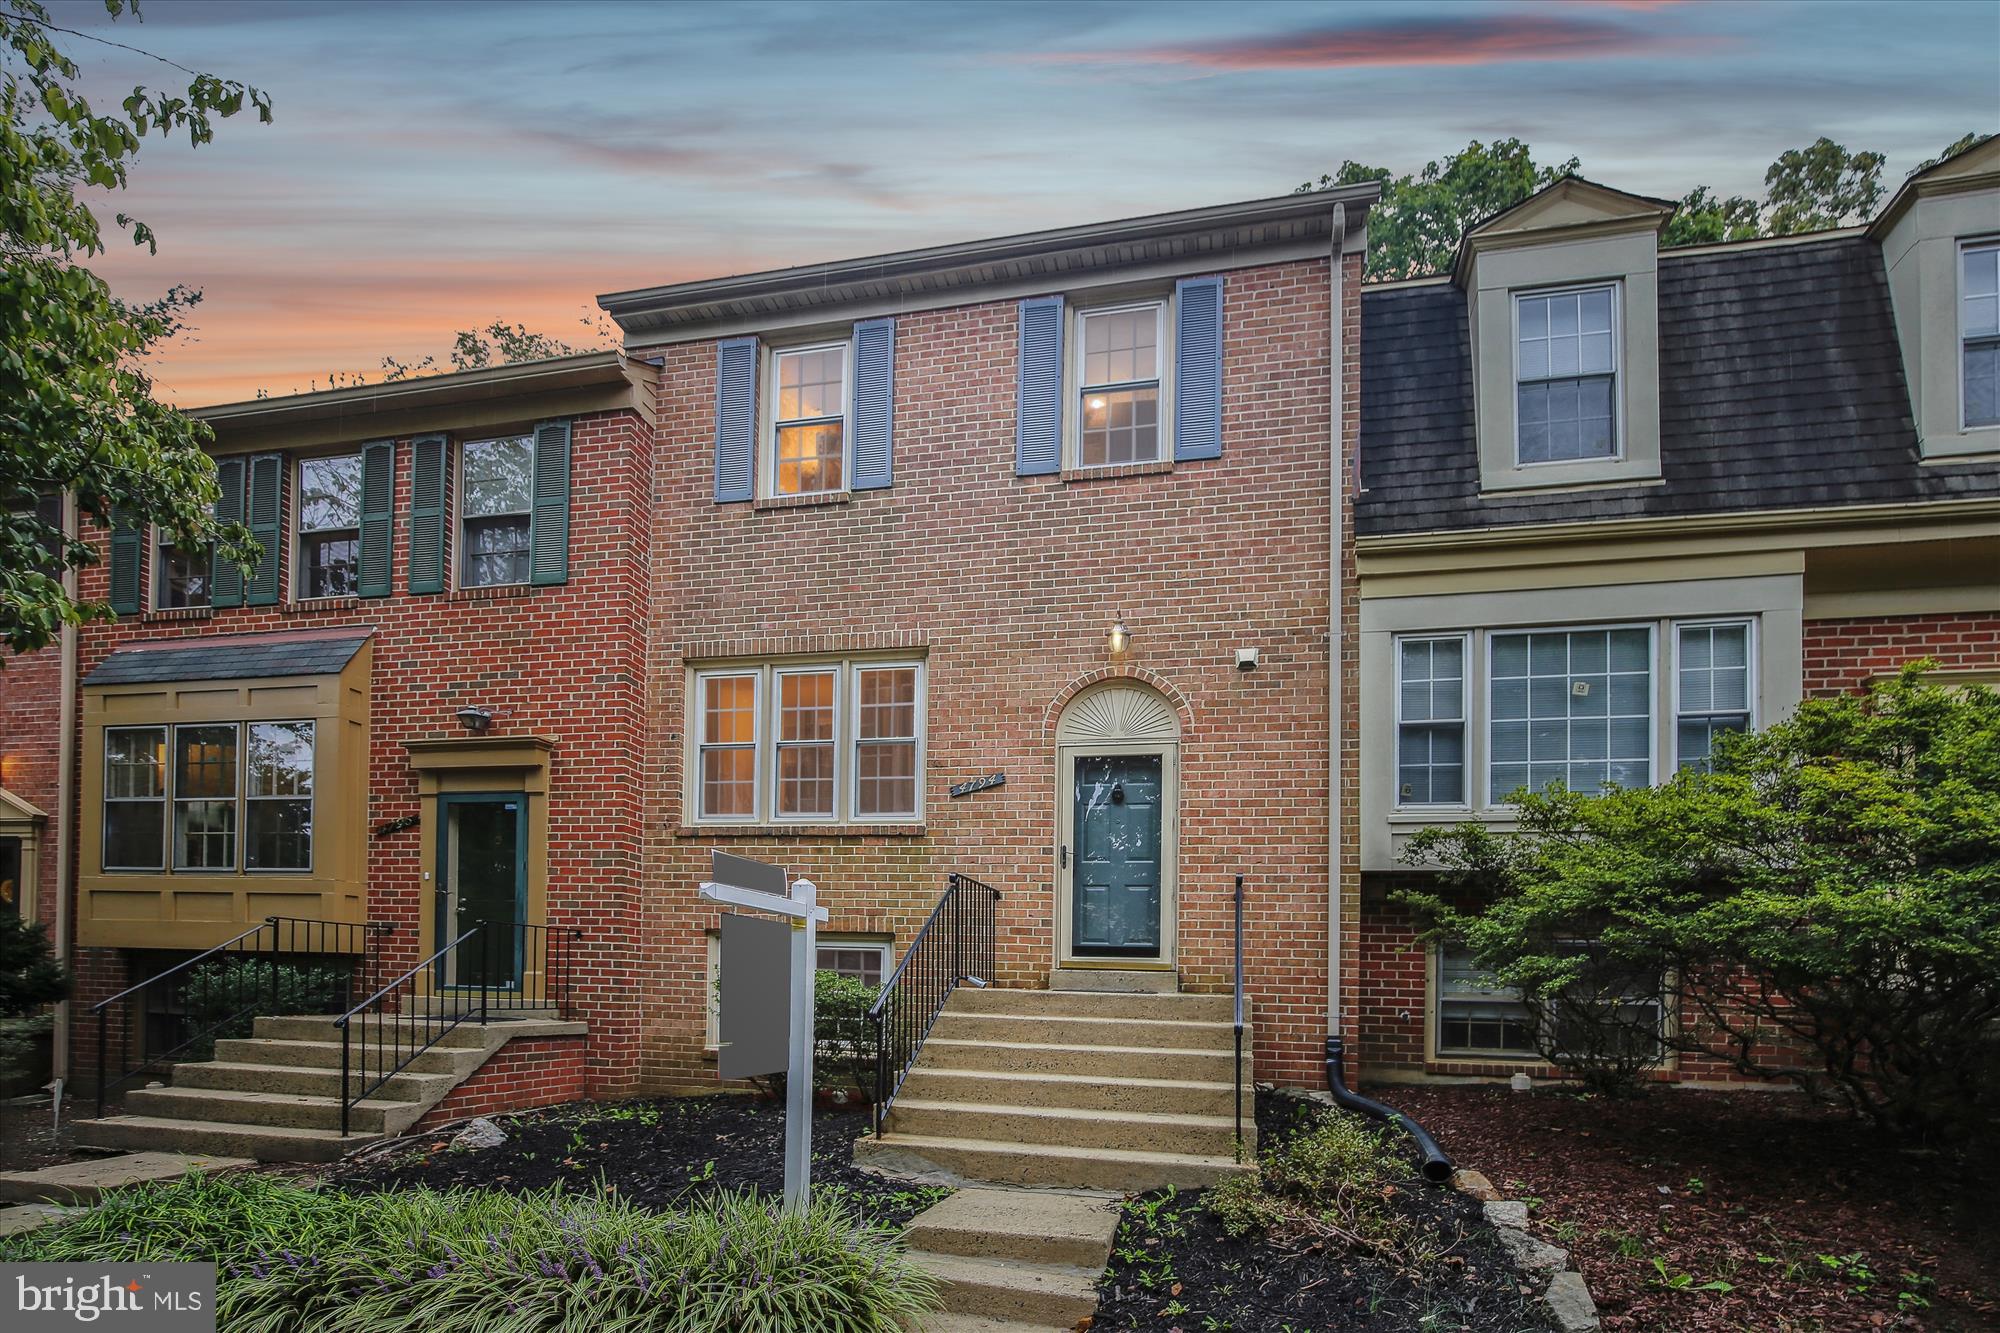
[74,1013,584,1162]
[856,987,1253,1193]
[906,1187,1119,1332]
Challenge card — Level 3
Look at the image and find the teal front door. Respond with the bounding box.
[1071,754,1164,957]
[436,794,525,989]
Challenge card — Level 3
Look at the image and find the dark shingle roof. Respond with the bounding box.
[1354,235,2000,536]
[85,630,371,686]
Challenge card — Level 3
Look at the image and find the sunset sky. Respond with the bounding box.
[46,0,2000,405]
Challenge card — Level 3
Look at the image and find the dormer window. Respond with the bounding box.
[1515,286,1618,465]
[1962,242,1999,429]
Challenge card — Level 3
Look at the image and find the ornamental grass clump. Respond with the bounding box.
[1,1173,937,1333]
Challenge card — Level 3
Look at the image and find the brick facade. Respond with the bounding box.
[0,638,63,928]
[414,1035,588,1129]
[1802,611,2000,695]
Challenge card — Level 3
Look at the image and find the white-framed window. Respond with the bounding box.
[1514,284,1618,465]
[1488,625,1652,805]
[296,452,363,599]
[770,342,850,496]
[1436,943,1664,1061]
[1076,301,1165,467]
[1673,620,1753,774]
[173,723,238,871]
[689,659,925,825]
[245,721,314,871]
[705,932,892,1047]
[103,726,168,871]
[1961,240,2000,429]
[460,435,534,588]
[1395,635,1468,808]
[152,530,211,610]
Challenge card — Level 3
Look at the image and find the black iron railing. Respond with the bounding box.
[92,916,394,1118]
[868,874,1000,1135]
[1233,874,1246,1161]
[334,921,582,1136]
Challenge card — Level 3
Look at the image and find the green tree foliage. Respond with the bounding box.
[1400,666,2000,1139]
[0,913,67,1081]
[1763,136,1888,234]
[375,313,615,384]
[1661,185,1762,248]
[1,1,270,656]
[1912,131,1994,177]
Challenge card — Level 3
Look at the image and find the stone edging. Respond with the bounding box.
[1451,1167,1600,1333]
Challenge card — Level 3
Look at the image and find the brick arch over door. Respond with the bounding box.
[1041,667,1194,742]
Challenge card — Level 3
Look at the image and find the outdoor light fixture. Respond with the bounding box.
[455,705,493,733]
[1107,618,1130,658]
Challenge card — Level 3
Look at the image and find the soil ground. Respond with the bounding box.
[1378,1083,1999,1332]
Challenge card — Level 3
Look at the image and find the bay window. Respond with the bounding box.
[102,721,315,874]
[1395,636,1467,807]
[1674,622,1752,773]
[1489,626,1652,803]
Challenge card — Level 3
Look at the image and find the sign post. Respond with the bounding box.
[700,851,828,1213]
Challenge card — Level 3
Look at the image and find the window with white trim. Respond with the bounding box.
[173,724,238,870]
[101,721,315,874]
[705,933,891,1046]
[103,727,168,870]
[153,533,211,610]
[460,436,534,588]
[1437,943,1664,1061]
[1674,621,1752,774]
[772,343,848,496]
[1437,946,1535,1056]
[1077,302,1163,467]
[1962,241,1999,428]
[690,660,924,824]
[1515,285,1617,464]
[245,721,314,870]
[1396,636,1467,807]
[1489,626,1652,804]
[297,452,362,599]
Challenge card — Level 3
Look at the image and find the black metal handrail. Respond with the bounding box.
[91,916,394,1118]
[1233,874,1246,1161]
[868,874,1000,1135]
[333,921,583,1136]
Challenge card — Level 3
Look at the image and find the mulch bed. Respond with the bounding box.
[1093,1089,1557,1333]
[1377,1083,2000,1332]
[323,1093,946,1229]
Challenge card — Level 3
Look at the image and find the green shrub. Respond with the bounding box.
[814,970,878,1099]
[1,1173,938,1333]
[1205,1102,1423,1260]
[176,956,355,1056]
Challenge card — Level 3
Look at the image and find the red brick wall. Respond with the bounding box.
[61,408,653,1098]
[642,256,1356,1091]
[414,1035,587,1129]
[1802,611,2000,695]
[0,637,63,930]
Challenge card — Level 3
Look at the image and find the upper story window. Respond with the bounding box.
[1396,636,1467,808]
[772,343,848,496]
[691,659,924,825]
[1962,242,1999,429]
[153,533,210,610]
[1515,286,1618,465]
[1489,626,1652,804]
[460,436,534,587]
[1674,621,1751,774]
[1078,303,1164,468]
[102,721,314,874]
[297,453,362,599]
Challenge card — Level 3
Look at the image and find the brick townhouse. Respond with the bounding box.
[1349,142,2000,1085]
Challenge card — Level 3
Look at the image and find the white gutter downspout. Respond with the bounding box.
[1327,203,1347,1041]
[52,491,78,1081]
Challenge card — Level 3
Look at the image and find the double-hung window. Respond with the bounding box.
[1396,636,1467,807]
[1078,303,1163,467]
[1674,621,1751,773]
[692,660,924,824]
[297,453,362,599]
[460,436,534,587]
[1437,943,1664,1060]
[173,724,238,870]
[1489,626,1652,803]
[1437,946,1536,1056]
[1962,241,2000,428]
[773,344,848,496]
[1515,286,1617,464]
[103,727,168,870]
[153,534,211,609]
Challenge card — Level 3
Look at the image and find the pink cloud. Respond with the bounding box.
[1026,14,1720,73]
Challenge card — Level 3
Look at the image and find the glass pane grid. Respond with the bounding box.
[462,438,534,518]
[776,421,844,495]
[155,543,211,609]
[777,346,845,422]
[1082,307,1159,387]
[1490,629,1651,802]
[777,672,837,818]
[1080,386,1159,466]
[463,516,531,587]
[298,454,363,532]
[699,675,758,818]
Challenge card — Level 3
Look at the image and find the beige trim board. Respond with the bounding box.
[1806,585,2000,619]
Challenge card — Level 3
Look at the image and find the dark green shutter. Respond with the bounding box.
[246,453,283,605]
[357,439,395,598]
[210,456,245,608]
[408,434,448,595]
[529,418,571,586]
[108,509,142,615]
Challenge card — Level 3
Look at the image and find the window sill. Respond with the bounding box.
[753,490,852,512]
[675,821,926,839]
[141,606,213,623]
[1060,460,1175,484]
[449,583,535,603]
[285,596,361,614]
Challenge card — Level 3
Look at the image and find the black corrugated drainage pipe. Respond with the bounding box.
[1325,1036,1454,1185]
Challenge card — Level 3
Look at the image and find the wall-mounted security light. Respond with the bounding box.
[455,705,493,734]
[1107,618,1130,659]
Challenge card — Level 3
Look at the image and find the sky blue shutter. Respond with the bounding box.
[357,439,394,598]
[714,336,759,502]
[210,456,245,608]
[108,509,142,615]
[1016,295,1064,476]
[408,434,447,594]
[1174,275,1223,461]
[529,418,571,585]
[246,453,283,605]
[851,318,895,490]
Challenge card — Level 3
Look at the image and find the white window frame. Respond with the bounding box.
[694,669,763,824]
[771,665,842,823]
[1959,237,2000,433]
[764,340,853,498]
[149,525,211,612]
[1483,621,1656,809]
[1511,282,1624,468]
[293,451,365,602]
[1434,942,1666,1063]
[102,725,168,872]
[1393,633,1471,812]
[1670,618,1757,775]
[243,719,316,874]
[849,663,927,822]
[1068,297,1172,470]
[456,435,536,591]
[170,721,240,873]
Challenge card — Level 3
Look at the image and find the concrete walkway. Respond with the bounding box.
[0,1150,250,1206]
[904,1186,1121,1332]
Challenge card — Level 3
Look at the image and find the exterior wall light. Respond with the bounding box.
[1107,618,1130,658]
[455,705,493,733]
